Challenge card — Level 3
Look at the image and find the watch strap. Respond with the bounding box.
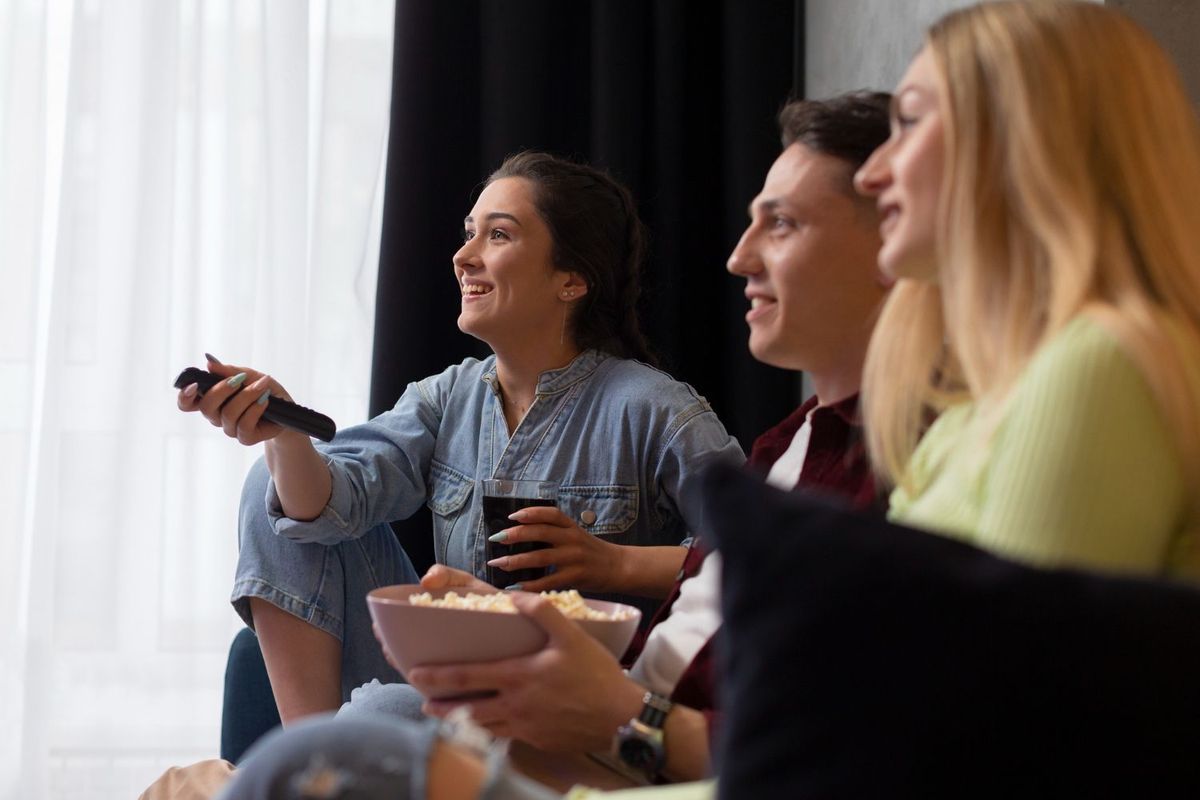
[637,691,674,729]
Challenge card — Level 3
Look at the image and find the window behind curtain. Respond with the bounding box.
[0,1,394,796]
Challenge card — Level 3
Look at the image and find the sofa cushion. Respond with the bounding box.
[704,463,1200,798]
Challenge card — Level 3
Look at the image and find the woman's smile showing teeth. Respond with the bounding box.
[878,203,901,237]
[461,281,494,299]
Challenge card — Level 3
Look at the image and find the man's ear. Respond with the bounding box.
[558,272,589,301]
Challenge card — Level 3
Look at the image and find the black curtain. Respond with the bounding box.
[371,0,803,572]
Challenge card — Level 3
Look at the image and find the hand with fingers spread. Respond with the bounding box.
[488,506,687,598]
[407,592,644,753]
[485,506,625,593]
[176,354,294,446]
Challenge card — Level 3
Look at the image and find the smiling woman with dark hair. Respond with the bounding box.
[176,151,743,724]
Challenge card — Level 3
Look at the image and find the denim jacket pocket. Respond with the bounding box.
[557,484,638,536]
[426,460,476,569]
[426,460,474,516]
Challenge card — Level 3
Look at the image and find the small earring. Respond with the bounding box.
[562,290,575,299]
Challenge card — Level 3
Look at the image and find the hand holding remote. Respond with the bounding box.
[174,356,336,443]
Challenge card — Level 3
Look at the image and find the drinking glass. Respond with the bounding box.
[482,479,558,587]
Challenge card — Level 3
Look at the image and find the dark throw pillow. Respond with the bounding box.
[704,463,1200,799]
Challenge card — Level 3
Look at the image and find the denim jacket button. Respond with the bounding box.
[580,509,598,526]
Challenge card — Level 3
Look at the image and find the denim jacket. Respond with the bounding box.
[266,350,744,584]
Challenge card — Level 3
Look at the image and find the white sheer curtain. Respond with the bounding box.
[0,1,394,796]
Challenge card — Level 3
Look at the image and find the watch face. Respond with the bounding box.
[618,737,657,771]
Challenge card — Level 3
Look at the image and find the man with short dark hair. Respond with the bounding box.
[732,91,892,509]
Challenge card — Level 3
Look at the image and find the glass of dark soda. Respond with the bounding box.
[483,479,558,587]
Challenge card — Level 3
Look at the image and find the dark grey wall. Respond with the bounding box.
[805,0,980,97]
[805,0,1195,108]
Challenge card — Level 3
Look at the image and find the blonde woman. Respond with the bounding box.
[855,0,1200,578]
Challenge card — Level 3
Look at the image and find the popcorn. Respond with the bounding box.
[407,588,633,621]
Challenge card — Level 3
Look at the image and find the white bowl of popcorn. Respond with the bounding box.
[366,584,642,678]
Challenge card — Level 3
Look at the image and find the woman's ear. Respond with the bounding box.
[558,272,588,301]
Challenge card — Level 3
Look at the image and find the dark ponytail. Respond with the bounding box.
[487,151,657,366]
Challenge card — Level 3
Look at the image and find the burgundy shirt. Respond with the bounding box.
[624,393,879,738]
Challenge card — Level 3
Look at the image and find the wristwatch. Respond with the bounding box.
[615,690,674,780]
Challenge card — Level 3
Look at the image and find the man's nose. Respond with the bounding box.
[727,229,761,276]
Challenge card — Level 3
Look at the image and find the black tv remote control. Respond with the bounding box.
[173,367,337,442]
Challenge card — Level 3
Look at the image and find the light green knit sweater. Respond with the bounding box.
[889,315,1199,580]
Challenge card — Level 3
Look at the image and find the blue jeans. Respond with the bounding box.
[231,458,420,700]
[339,679,428,722]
